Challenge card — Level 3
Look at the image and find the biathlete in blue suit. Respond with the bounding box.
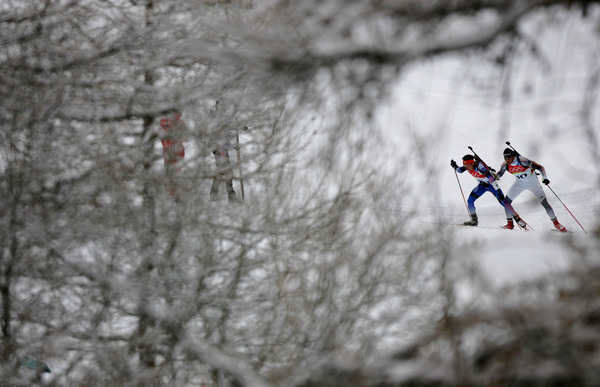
[451,154,526,228]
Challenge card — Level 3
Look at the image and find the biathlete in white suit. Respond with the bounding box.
[497,148,567,232]
[451,155,527,228]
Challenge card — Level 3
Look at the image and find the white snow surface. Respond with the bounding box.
[417,191,598,288]
[378,10,600,289]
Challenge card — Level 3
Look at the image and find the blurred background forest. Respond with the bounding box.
[1,1,599,386]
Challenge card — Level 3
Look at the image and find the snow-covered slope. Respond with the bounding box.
[440,188,597,287]
[379,11,600,288]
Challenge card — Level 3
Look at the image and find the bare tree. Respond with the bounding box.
[1,0,599,386]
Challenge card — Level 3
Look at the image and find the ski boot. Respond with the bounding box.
[463,214,478,226]
[513,216,527,230]
[553,219,567,232]
[502,219,514,230]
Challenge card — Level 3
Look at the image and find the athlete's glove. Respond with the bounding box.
[450,159,458,169]
[542,178,550,185]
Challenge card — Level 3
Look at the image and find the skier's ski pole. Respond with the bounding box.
[546,185,588,234]
[506,141,585,233]
[236,129,245,202]
[453,167,470,216]
[502,201,534,231]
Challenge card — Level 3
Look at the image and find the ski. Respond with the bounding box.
[452,222,533,231]
[454,223,526,230]
[550,229,573,234]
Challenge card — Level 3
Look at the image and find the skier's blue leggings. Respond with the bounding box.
[468,183,517,217]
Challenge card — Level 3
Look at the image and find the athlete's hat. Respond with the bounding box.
[462,154,475,165]
[503,148,515,158]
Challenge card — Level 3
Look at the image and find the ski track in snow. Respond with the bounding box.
[378,17,600,290]
[415,187,599,289]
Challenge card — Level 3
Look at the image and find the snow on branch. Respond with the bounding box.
[263,1,551,68]
[163,0,589,77]
[180,333,273,387]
